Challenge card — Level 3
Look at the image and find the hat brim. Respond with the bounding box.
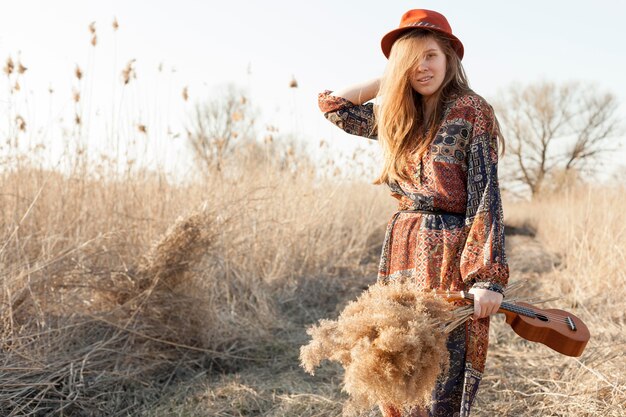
[381,27,464,60]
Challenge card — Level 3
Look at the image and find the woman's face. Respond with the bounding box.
[408,37,447,98]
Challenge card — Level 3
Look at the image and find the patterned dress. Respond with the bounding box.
[318,90,509,417]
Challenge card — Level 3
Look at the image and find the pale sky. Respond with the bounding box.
[1,0,625,179]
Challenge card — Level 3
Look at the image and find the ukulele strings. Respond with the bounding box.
[500,305,573,323]
[500,302,581,323]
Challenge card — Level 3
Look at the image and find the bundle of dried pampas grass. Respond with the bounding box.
[300,280,455,414]
[300,280,527,415]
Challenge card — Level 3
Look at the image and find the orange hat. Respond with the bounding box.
[381,9,464,60]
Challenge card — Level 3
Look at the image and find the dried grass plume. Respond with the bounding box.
[300,280,454,414]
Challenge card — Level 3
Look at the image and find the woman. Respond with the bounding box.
[317,9,509,417]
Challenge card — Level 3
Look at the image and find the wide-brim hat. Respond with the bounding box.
[381,9,464,60]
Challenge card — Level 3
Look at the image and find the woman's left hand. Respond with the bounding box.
[468,288,503,319]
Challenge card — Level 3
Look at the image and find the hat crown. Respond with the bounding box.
[399,9,452,34]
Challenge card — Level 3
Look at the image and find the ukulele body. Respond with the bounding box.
[502,302,590,357]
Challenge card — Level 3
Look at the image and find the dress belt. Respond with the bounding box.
[397,209,464,216]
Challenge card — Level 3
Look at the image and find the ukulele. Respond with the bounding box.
[440,291,590,357]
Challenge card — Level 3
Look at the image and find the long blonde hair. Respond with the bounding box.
[374,30,472,184]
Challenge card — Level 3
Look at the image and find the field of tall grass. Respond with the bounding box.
[1,20,624,416]
[0,152,394,415]
[2,154,624,416]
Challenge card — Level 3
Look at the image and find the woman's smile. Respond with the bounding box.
[416,75,433,83]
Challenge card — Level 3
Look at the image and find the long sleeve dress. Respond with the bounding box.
[318,90,509,417]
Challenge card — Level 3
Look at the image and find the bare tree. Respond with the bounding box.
[187,84,255,173]
[494,81,620,197]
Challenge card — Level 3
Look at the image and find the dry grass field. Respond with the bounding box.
[1,150,624,416]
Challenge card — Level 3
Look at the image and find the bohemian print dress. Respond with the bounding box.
[318,90,509,417]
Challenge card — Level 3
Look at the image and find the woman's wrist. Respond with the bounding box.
[332,77,381,105]
[471,281,505,297]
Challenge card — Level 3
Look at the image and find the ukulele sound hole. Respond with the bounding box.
[536,314,549,322]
